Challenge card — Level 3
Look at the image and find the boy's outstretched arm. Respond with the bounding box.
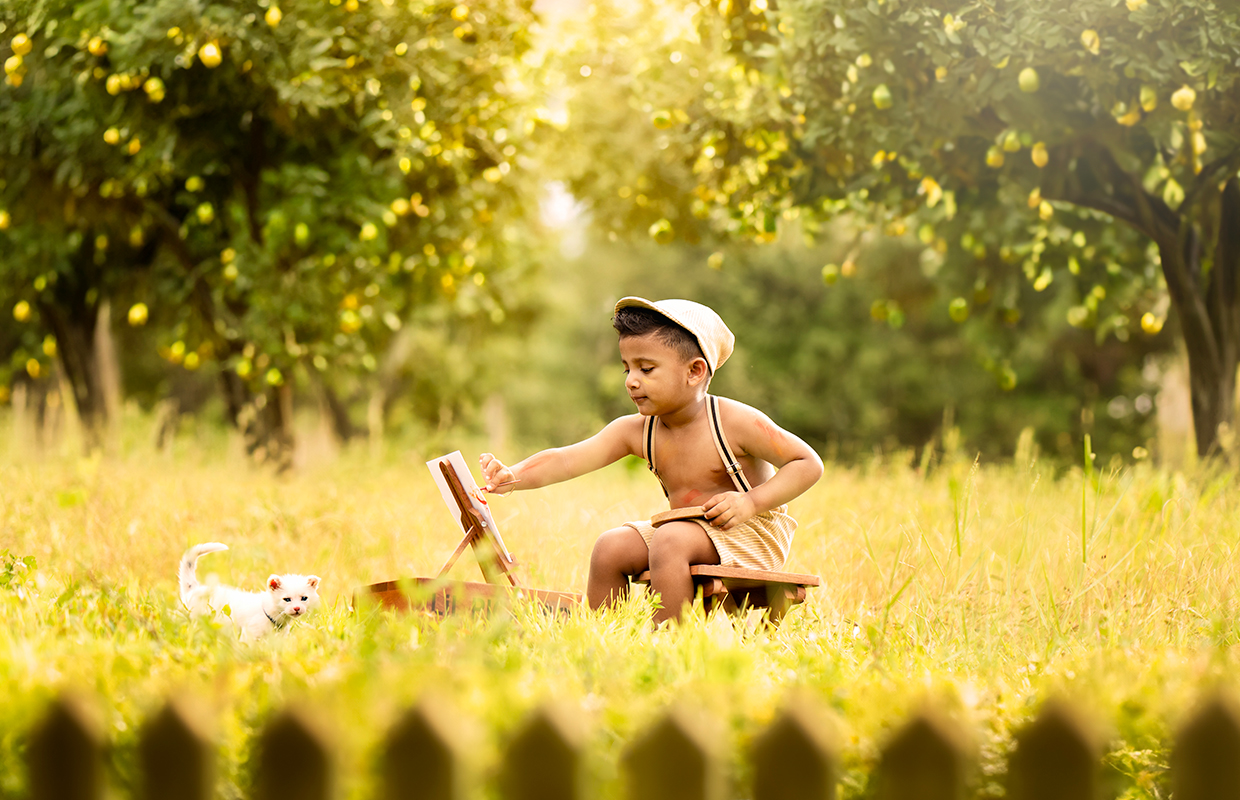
[701,404,824,532]
[480,416,640,493]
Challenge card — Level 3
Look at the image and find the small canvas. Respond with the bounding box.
[427,451,514,563]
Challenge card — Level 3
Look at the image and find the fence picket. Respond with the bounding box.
[383,698,464,800]
[752,703,837,800]
[499,704,583,800]
[28,695,103,800]
[1006,700,1097,800]
[255,708,333,800]
[623,707,721,800]
[875,710,966,800]
[139,698,214,800]
[1173,695,1240,800]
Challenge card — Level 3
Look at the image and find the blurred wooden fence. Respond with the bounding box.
[23,692,1240,799]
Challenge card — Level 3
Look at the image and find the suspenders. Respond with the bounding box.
[642,396,751,497]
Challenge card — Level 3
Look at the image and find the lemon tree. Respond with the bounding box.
[1,0,542,460]
[563,0,1240,457]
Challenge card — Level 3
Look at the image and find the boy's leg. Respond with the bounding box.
[648,521,721,624]
[588,527,650,610]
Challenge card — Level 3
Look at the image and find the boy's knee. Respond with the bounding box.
[591,527,646,573]
[649,522,719,571]
[648,525,695,569]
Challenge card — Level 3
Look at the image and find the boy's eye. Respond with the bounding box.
[641,367,653,373]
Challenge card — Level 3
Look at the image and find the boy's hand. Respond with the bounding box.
[701,492,756,531]
[479,453,516,493]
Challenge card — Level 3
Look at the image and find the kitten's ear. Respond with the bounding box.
[307,575,321,589]
[268,575,283,591]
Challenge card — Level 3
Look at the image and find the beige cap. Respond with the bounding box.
[614,296,735,372]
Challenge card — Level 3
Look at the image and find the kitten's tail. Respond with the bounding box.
[179,543,228,609]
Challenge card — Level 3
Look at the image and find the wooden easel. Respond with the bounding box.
[355,459,581,614]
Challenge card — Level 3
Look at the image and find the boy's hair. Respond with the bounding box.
[613,306,708,370]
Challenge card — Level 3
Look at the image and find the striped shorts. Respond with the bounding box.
[623,505,797,572]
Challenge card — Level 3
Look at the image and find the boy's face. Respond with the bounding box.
[619,333,707,415]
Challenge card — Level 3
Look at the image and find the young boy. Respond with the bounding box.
[479,296,823,624]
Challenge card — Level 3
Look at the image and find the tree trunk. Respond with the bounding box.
[1048,145,1240,458]
[217,365,296,472]
[37,293,105,453]
[1167,177,1240,458]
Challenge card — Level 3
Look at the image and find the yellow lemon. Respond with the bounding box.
[1171,85,1196,111]
[196,202,215,224]
[1116,107,1141,126]
[649,218,674,244]
[1140,312,1163,334]
[359,222,378,241]
[104,127,121,145]
[87,36,108,56]
[872,83,893,110]
[11,34,32,56]
[265,6,283,26]
[4,55,22,75]
[985,147,1005,168]
[128,303,149,326]
[13,300,31,322]
[198,41,223,68]
[143,77,166,102]
[1080,29,1100,55]
[1031,142,1048,168]
[1018,67,1039,93]
[1002,131,1021,152]
[1126,0,1146,9]
[0,209,10,230]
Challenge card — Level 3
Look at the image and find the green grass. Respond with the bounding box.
[2,432,1239,799]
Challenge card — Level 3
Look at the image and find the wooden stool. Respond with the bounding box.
[631,506,820,623]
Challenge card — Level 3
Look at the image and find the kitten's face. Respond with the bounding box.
[267,574,321,620]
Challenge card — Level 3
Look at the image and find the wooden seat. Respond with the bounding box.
[632,564,819,623]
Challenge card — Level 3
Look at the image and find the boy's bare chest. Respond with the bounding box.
[651,419,739,504]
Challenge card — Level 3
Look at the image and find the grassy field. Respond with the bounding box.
[2,429,1239,799]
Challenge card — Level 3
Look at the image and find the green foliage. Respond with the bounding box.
[552,0,1240,451]
[0,0,547,438]
[501,231,1163,461]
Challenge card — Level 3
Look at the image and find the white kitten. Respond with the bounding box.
[178,543,321,640]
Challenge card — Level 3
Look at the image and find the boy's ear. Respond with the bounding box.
[687,357,710,385]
